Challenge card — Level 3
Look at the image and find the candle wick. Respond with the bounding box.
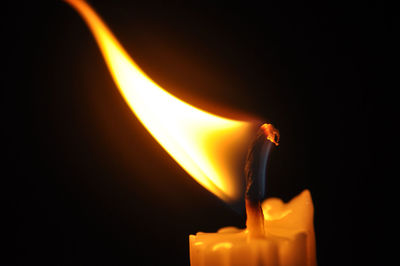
[245,199,265,238]
[244,123,279,238]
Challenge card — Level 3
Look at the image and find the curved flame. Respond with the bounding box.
[66,0,256,202]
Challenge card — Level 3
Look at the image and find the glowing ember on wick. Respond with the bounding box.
[65,1,316,265]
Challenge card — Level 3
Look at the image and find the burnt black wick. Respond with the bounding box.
[245,123,279,237]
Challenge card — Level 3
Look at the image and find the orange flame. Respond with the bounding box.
[65,0,256,203]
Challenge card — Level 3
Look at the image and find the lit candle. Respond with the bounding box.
[65,1,317,265]
[190,190,316,266]
[190,124,316,266]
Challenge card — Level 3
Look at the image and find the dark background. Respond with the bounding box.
[3,0,383,265]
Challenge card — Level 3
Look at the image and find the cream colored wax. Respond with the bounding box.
[189,190,316,266]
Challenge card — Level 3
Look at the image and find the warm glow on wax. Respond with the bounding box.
[190,190,317,266]
[65,0,255,202]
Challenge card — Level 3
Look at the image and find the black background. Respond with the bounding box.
[3,0,383,265]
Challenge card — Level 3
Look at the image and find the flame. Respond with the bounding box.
[65,0,256,203]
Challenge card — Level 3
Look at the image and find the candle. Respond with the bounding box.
[65,1,317,265]
[190,124,316,266]
[190,190,316,266]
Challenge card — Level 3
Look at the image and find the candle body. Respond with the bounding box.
[189,190,316,266]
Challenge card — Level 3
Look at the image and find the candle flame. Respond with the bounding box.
[66,0,256,203]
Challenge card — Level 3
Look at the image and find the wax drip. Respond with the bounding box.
[245,123,279,238]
